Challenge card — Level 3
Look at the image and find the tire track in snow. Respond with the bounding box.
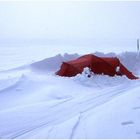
[0,81,140,138]
[0,84,138,138]
[70,113,82,139]
[9,122,54,139]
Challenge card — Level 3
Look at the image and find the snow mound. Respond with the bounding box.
[31,53,79,72]
[118,52,140,74]
[0,74,27,93]
[93,51,140,75]
[73,71,134,88]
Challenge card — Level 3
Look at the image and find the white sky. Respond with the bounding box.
[0,1,140,52]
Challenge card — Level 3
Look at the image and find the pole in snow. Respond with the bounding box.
[137,38,139,52]
[137,38,140,57]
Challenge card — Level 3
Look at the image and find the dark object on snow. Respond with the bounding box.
[56,54,138,80]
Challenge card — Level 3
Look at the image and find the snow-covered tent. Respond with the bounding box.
[56,54,138,80]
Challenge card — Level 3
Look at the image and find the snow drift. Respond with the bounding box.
[30,52,140,75]
[0,51,140,138]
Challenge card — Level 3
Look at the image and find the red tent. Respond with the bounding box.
[56,54,138,80]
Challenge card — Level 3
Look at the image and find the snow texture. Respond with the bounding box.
[0,51,140,139]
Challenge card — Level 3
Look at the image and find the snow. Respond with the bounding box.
[0,47,140,138]
[116,66,120,73]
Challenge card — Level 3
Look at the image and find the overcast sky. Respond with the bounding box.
[0,1,140,51]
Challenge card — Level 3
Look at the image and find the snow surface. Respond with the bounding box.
[0,50,140,139]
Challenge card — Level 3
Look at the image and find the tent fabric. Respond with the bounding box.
[56,54,138,80]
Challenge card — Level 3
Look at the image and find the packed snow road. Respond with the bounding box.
[0,68,140,139]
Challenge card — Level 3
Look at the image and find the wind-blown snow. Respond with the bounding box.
[0,50,140,139]
[30,51,140,75]
[31,53,79,72]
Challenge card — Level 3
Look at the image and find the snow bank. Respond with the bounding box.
[0,51,140,138]
[93,51,140,75]
[30,53,79,72]
[73,73,131,88]
[0,70,139,138]
[30,51,140,76]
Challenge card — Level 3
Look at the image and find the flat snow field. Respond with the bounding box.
[0,51,140,139]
